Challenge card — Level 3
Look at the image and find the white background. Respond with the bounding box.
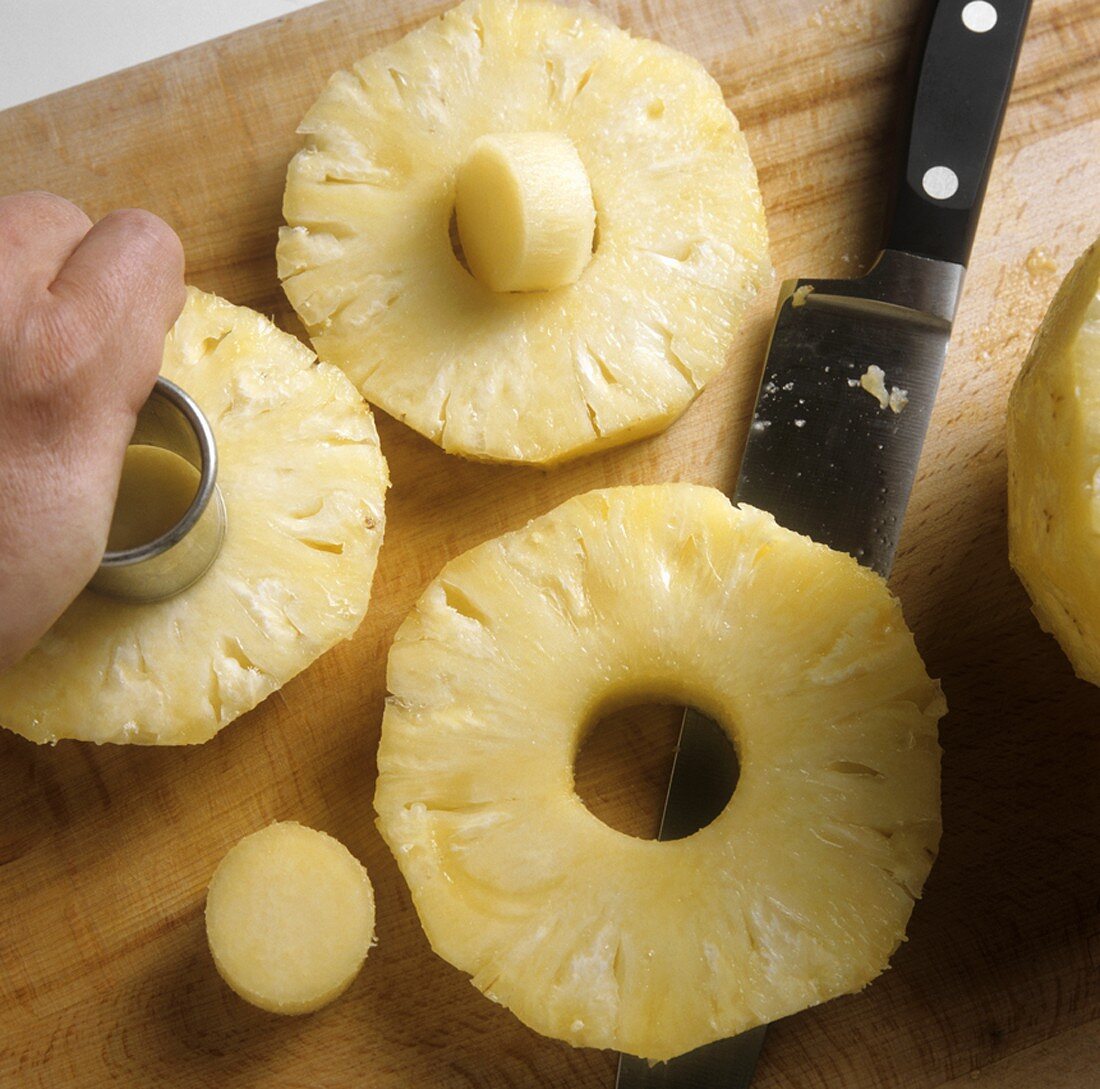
[0,0,319,111]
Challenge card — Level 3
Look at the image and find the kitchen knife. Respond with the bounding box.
[616,0,1031,1086]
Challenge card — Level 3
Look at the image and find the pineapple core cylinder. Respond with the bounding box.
[455,132,596,293]
[106,445,200,552]
[205,822,376,1015]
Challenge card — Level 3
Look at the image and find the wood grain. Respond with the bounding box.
[0,1,1098,1086]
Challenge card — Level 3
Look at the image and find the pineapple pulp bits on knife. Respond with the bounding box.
[278,0,771,465]
[0,288,389,745]
[1008,239,1100,683]
[206,822,376,1014]
[375,484,944,1061]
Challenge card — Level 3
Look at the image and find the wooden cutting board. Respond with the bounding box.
[1,1,1097,1085]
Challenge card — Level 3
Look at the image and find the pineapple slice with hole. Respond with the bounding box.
[1008,238,1100,682]
[375,483,943,1060]
[278,0,770,465]
[0,287,389,745]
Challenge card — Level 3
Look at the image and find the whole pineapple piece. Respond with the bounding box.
[0,288,388,745]
[375,484,943,1060]
[278,0,770,465]
[1008,239,1100,682]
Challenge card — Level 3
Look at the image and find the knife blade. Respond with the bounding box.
[615,1,1031,1086]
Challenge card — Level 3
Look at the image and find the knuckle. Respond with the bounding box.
[105,207,183,267]
[98,209,186,329]
[53,210,183,330]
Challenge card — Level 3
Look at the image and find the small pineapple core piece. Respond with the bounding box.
[1008,238,1100,682]
[375,483,943,1060]
[0,287,389,745]
[279,0,771,465]
[107,445,200,552]
[456,132,595,292]
[206,822,376,1015]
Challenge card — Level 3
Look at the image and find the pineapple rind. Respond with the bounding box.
[278,0,771,464]
[0,288,389,745]
[1007,239,1100,683]
[375,484,943,1059]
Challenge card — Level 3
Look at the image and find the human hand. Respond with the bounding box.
[0,192,185,671]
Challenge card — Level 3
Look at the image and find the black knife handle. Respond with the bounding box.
[885,0,1030,268]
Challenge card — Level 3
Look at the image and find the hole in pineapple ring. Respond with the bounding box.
[448,206,474,277]
[573,701,739,840]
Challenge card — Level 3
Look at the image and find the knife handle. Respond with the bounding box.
[884,0,1031,268]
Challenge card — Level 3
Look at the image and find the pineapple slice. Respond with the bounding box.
[0,287,389,745]
[278,0,770,465]
[1008,239,1100,682]
[375,484,943,1060]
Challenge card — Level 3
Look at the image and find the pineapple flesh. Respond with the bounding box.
[0,287,389,745]
[1008,239,1100,682]
[278,0,771,465]
[206,822,376,1015]
[375,484,943,1060]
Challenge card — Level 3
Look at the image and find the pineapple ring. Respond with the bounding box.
[0,288,389,745]
[1008,238,1100,682]
[278,0,771,465]
[375,484,944,1061]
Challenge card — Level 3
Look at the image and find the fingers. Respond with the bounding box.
[0,192,93,305]
[49,208,187,410]
[51,208,186,338]
[0,197,187,447]
[0,196,189,667]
